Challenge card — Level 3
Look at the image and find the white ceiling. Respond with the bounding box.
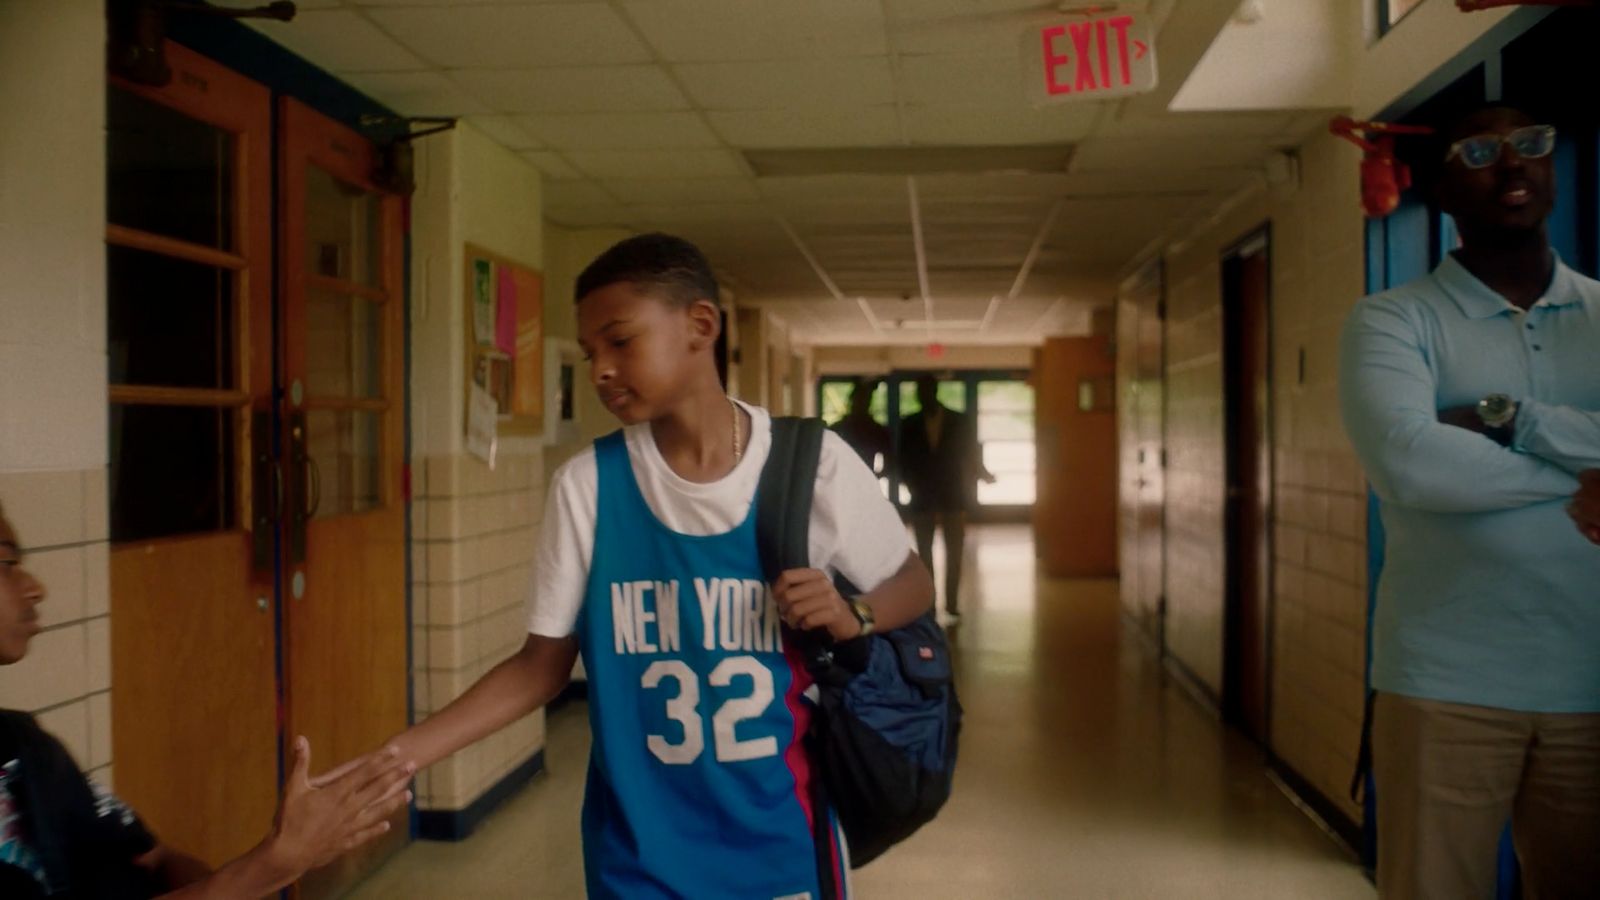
[235,0,1337,346]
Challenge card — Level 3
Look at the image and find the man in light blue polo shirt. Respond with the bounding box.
[1340,105,1600,900]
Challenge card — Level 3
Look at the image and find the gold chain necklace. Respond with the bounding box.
[729,396,743,464]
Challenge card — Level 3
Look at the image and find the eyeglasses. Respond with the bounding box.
[1445,125,1557,169]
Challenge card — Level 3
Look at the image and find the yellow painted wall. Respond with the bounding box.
[407,122,547,815]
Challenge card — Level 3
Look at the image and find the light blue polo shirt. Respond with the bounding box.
[1340,252,1600,713]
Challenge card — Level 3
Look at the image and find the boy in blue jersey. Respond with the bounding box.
[379,234,934,898]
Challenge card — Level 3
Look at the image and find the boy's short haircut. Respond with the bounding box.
[575,232,720,308]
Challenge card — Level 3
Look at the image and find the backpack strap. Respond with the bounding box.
[753,416,842,900]
[755,416,825,580]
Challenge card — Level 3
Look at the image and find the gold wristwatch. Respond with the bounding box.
[848,598,876,637]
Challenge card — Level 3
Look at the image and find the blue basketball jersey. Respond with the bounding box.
[576,432,848,900]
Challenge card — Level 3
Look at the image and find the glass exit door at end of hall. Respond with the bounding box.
[818,371,1036,519]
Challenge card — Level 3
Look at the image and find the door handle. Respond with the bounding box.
[289,411,308,565]
[251,411,275,572]
[306,454,323,519]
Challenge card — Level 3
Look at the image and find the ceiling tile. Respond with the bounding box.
[774,199,913,228]
[760,175,908,203]
[708,107,902,149]
[368,4,652,68]
[884,1,1055,56]
[623,0,887,61]
[896,53,1022,107]
[605,178,763,205]
[1071,136,1271,170]
[249,10,427,72]
[566,149,749,179]
[521,112,722,150]
[519,151,585,180]
[675,58,895,110]
[1095,110,1298,139]
[1054,169,1244,196]
[544,203,637,228]
[341,71,491,116]
[454,66,689,113]
[464,115,541,151]
[901,102,1101,146]
[914,172,1076,200]
[625,204,774,231]
[544,180,618,208]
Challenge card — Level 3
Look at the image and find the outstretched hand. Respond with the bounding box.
[1571,470,1600,546]
[268,737,414,876]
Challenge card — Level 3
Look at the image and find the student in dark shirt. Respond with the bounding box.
[830,378,892,477]
[0,501,414,898]
[897,375,995,619]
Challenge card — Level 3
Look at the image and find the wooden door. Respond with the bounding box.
[1222,231,1272,744]
[1033,337,1119,577]
[278,99,410,898]
[106,45,280,865]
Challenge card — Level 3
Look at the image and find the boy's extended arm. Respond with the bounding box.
[388,633,578,771]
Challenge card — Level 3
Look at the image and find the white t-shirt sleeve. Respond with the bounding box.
[810,430,913,592]
[526,450,598,638]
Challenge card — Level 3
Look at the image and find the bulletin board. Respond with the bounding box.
[463,244,543,436]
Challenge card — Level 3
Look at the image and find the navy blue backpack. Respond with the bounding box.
[756,417,962,886]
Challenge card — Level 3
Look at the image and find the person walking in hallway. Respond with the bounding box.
[898,375,995,619]
[831,379,892,477]
[1339,104,1600,900]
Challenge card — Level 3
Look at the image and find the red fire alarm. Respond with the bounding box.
[927,343,946,360]
[1330,116,1435,219]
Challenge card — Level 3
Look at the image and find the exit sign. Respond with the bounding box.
[1021,13,1157,105]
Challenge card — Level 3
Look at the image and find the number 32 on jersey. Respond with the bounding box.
[641,656,779,765]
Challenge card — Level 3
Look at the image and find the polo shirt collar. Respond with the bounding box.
[1433,250,1582,319]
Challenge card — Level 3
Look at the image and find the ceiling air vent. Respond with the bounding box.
[743,145,1075,177]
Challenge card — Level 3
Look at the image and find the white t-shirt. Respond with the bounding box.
[526,401,914,638]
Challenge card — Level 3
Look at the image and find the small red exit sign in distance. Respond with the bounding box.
[1021,12,1158,105]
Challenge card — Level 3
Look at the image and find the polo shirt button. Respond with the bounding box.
[1533,344,1543,351]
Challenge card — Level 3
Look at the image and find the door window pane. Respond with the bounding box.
[108,245,234,389]
[108,87,233,249]
[305,166,380,287]
[898,379,967,417]
[110,405,235,542]
[977,381,1037,506]
[819,380,888,425]
[307,410,381,517]
[306,287,382,400]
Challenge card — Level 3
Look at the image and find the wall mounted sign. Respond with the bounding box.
[1021,12,1157,106]
[463,244,543,438]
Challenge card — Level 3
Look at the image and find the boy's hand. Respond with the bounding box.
[1571,470,1600,546]
[267,737,414,878]
[772,568,862,642]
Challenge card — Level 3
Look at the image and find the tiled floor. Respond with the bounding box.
[350,526,1374,899]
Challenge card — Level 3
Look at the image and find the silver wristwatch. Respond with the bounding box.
[1477,393,1518,430]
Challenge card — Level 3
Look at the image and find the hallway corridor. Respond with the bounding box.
[352,526,1373,899]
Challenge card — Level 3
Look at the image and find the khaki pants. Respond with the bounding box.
[1373,692,1600,900]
